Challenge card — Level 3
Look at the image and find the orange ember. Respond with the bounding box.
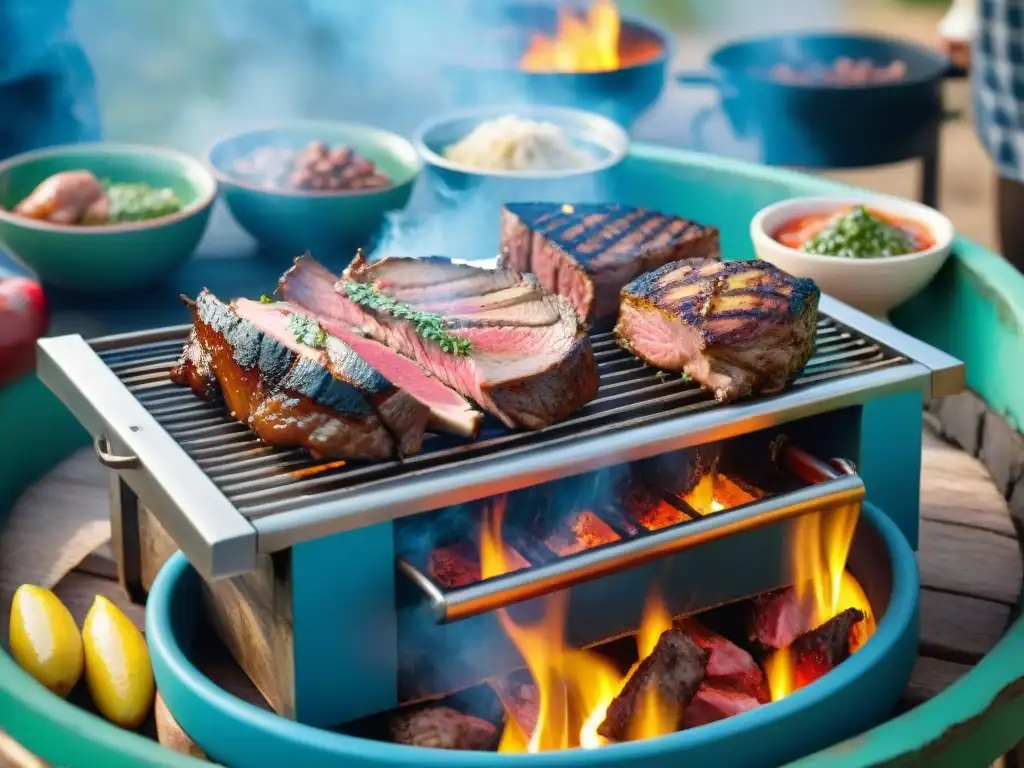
[520,0,620,73]
[633,498,687,531]
[765,504,876,701]
[682,473,757,516]
[545,510,620,556]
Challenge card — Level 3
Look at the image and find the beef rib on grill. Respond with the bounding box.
[615,259,820,403]
[170,290,429,460]
[279,252,599,431]
[499,203,721,327]
[270,256,483,439]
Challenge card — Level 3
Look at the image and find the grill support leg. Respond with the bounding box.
[859,390,924,549]
[109,474,146,604]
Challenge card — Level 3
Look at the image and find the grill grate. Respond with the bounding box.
[94,315,907,521]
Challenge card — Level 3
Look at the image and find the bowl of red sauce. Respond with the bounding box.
[750,195,954,317]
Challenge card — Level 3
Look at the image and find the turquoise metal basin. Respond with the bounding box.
[145,504,917,768]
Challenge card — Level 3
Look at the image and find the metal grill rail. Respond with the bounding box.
[96,315,905,520]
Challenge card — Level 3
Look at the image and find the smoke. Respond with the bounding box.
[67,0,846,152]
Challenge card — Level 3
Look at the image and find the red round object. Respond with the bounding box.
[0,277,48,385]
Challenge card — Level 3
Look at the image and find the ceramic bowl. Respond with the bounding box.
[750,195,955,317]
[415,104,629,205]
[208,121,421,259]
[412,105,629,258]
[0,143,217,293]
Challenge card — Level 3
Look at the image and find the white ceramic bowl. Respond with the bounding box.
[750,195,955,317]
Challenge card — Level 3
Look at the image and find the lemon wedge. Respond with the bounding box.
[8,584,84,697]
[82,595,155,729]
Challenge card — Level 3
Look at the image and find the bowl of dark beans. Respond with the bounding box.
[208,122,421,259]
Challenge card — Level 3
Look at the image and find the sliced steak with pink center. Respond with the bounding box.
[499,203,721,327]
[170,291,401,460]
[265,257,483,439]
[615,259,819,403]
[278,253,598,430]
[234,298,430,456]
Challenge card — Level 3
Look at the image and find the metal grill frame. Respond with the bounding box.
[36,295,963,580]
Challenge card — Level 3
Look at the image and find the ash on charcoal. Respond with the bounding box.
[684,679,766,728]
[489,672,539,737]
[598,627,709,742]
[674,618,769,728]
[792,607,865,686]
[389,705,499,750]
[623,482,691,531]
[427,539,482,588]
[749,587,819,652]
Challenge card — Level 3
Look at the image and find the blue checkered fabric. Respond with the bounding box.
[974,0,1024,181]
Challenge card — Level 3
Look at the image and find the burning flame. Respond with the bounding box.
[765,504,877,702]
[481,501,677,751]
[520,0,621,73]
[683,474,726,515]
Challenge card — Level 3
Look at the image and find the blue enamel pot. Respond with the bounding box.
[677,33,959,168]
[441,3,672,130]
[147,502,919,768]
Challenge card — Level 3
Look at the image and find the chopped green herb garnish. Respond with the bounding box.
[800,205,913,259]
[341,280,472,356]
[289,313,327,348]
[259,294,274,304]
[101,181,184,223]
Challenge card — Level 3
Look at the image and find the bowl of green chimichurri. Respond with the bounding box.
[0,143,217,292]
[750,195,954,317]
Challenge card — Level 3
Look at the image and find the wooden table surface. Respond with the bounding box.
[1,423,1021,764]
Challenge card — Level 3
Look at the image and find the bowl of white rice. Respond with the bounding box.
[413,105,630,209]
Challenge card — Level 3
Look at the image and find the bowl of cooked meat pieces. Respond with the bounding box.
[0,143,217,292]
[208,121,422,259]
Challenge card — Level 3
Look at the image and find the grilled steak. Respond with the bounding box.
[170,290,427,460]
[616,260,819,403]
[279,252,598,430]
[271,257,483,439]
[233,298,429,456]
[499,203,720,327]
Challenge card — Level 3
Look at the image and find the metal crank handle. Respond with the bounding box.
[94,434,140,470]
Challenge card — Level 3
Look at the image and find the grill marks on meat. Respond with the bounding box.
[171,291,425,460]
[597,627,709,742]
[269,256,483,438]
[500,203,720,326]
[279,253,599,430]
[616,260,820,403]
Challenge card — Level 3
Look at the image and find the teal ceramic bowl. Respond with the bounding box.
[147,503,918,768]
[208,122,421,260]
[0,143,217,293]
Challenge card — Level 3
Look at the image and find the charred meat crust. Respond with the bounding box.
[615,260,820,403]
[619,259,818,349]
[168,323,220,401]
[171,290,404,460]
[499,203,721,324]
